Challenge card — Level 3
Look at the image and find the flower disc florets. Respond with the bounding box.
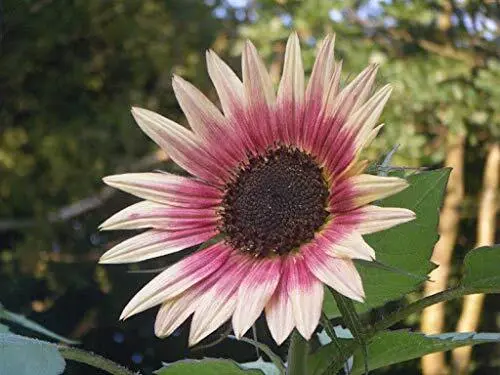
[220,146,329,257]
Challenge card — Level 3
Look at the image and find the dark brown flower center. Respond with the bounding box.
[220,147,329,257]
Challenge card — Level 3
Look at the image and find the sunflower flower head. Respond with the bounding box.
[100,33,416,346]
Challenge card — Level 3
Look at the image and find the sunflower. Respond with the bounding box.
[100,33,415,346]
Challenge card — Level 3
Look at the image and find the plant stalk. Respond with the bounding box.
[371,286,465,334]
[58,346,139,375]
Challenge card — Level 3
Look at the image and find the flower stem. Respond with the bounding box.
[370,286,465,334]
[58,346,139,375]
[287,330,309,375]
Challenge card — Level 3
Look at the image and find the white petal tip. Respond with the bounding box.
[188,333,202,347]
[274,336,289,346]
[130,106,143,115]
[98,256,117,265]
[119,304,142,321]
[155,331,169,339]
[398,210,417,225]
[98,219,114,231]
[102,174,130,188]
[352,292,366,303]
[171,74,184,85]
[98,250,131,264]
[130,107,157,122]
[299,330,313,341]
[268,324,293,346]
[389,177,410,192]
[154,324,169,338]
[102,175,115,185]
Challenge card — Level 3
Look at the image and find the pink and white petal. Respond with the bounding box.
[303,245,365,302]
[103,172,222,208]
[154,281,213,338]
[322,230,375,261]
[131,107,228,184]
[303,34,337,150]
[206,50,245,119]
[119,242,232,320]
[320,127,357,179]
[334,159,370,183]
[354,205,416,235]
[317,64,379,149]
[232,257,281,338]
[323,87,390,175]
[286,255,324,340]
[277,33,305,144]
[100,201,218,231]
[312,220,375,260]
[154,292,198,338]
[305,34,336,109]
[358,123,384,153]
[243,41,275,107]
[172,75,245,166]
[329,174,409,212]
[332,64,379,118]
[99,227,217,264]
[206,50,255,155]
[303,61,343,152]
[172,75,228,137]
[349,174,409,207]
[314,65,379,169]
[242,41,276,151]
[344,85,392,150]
[189,254,253,346]
[265,269,294,345]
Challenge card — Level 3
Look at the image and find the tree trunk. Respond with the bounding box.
[452,143,500,374]
[421,133,465,375]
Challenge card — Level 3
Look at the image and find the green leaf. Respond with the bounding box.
[461,245,500,293]
[239,357,280,375]
[323,169,450,317]
[156,359,263,374]
[0,323,10,333]
[349,330,500,374]
[0,333,66,375]
[0,306,79,345]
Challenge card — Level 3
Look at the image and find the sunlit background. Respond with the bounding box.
[1,0,499,374]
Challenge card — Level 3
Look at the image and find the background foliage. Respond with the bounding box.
[1,0,499,374]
